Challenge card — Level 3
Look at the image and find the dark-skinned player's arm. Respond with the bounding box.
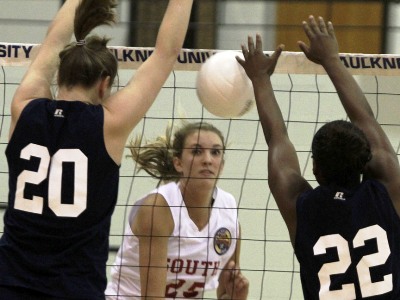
[237,35,312,245]
[298,16,400,216]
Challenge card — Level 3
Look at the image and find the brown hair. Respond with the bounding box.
[128,121,226,182]
[58,0,118,89]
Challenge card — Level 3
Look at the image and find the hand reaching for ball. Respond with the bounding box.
[236,34,284,82]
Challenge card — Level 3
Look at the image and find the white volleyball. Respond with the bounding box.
[196,51,255,118]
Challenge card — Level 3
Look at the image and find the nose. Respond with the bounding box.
[202,150,212,164]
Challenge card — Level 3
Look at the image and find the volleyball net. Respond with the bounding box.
[1,44,400,299]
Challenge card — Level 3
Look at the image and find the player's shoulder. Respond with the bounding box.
[19,98,51,112]
[154,182,179,198]
[143,182,180,206]
[360,178,390,196]
[214,187,237,208]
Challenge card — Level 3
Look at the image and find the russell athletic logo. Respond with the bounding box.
[54,109,64,118]
[334,191,346,201]
[214,227,232,255]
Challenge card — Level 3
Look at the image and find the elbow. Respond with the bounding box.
[154,31,185,61]
[152,47,181,69]
[155,42,182,61]
[169,47,182,59]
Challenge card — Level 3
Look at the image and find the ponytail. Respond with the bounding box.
[58,0,118,89]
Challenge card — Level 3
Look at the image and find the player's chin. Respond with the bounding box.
[193,174,219,185]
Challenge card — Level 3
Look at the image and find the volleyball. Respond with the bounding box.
[196,51,255,118]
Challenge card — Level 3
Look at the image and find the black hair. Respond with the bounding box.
[312,120,372,187]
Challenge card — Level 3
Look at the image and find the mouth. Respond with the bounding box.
[199,169,215,177]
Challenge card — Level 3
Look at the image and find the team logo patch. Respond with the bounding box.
[214,227,232,255]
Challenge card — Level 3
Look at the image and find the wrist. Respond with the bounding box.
[321,55,342,69]
[251,75,271,86]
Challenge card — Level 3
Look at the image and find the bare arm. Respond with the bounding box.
[217,225,249,300]
[298,16,400,215]
[131,193,174,300]
[10,0,80,138]
[237,35,311,244]
[104,0,194,162]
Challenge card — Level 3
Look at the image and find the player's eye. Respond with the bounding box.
[211,149,221,156]
[191,148,202,155]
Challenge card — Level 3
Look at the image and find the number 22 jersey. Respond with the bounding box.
[295,179,400,299]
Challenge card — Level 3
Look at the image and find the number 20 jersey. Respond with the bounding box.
[295,179,400,299]
[0,98,120,299]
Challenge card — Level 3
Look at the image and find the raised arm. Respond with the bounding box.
[298,16,400,215]
[104,0,194,153]
[237,35,311,243]
[10,0,81,138]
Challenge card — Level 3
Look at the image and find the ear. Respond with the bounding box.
[312,160,319,177]
[98,76,111,100]
[312,160,316,174]
[173,156,183,173]
[313,160,324,185]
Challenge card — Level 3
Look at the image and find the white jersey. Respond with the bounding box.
[106,182,239,299]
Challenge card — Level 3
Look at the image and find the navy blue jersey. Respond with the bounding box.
[295,179,400,299]
[0,99,120,299]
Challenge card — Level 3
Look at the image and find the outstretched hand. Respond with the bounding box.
[236,34,284,82]
[219,261,249,300]
[298,15,339,66]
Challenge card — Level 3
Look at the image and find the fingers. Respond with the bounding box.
[308,15,320,34]
[327,20,335,38]
[243,34,262,56]
[232,272,249,299]
[238,34,256,62]
[271,44,284,60]
[297,41,309,55]
[220,260,235,285]
[302,19,313,42]
[237,33,283,77]
[226,260,237,279]
[237,34,263,64]
[255,34,263,52]
[303,15,331,37]
[236,46,246,66]
[247,35,255,56]
[220,261,249,299]
[242,34,282,58]
[317,16,327,34]
[235,273,249,290]
[240,43,247,57]
[236,55,245,68]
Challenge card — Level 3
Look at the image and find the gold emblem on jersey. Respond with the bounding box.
[214,227,232,255]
